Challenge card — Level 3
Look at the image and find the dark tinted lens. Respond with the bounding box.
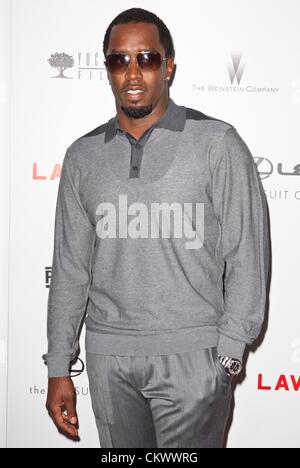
[105,52,162,73]
[105,54,129,73]
[137,52,162,70]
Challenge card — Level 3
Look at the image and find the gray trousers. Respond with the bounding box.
[86,346,232,448]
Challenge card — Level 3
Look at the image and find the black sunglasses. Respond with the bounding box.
[104,51,168,74]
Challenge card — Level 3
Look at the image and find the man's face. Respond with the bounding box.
[105,22,174,118]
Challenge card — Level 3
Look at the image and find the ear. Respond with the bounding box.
[166,57,175,81]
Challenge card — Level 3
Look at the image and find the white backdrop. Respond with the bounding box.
[2,0,300,448]
[0,0,11,450]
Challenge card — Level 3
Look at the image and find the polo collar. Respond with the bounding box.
[104,98,185,143]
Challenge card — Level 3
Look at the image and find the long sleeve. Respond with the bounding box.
[211,127,270,362]
[42,147,96,377]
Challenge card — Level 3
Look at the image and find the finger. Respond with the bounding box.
[64,397,78,426]
[61,410,79,434]
[62,410,77,428]
[50,407,78,438]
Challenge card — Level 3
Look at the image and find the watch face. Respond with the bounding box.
[218,355,243,376]
[228,360,242,375]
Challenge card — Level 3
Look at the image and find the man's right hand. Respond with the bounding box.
[46,376,79,439]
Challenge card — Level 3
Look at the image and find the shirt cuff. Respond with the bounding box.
[217,334,246,362]
[43,354,71,378]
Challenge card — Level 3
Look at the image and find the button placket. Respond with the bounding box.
[125,128,154,179]
[129,142,143,178]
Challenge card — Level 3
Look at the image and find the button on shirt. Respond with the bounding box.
[115,124,153,179]
[104,98,186,183]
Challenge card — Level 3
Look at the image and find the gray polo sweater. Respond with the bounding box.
[43,98,269,378]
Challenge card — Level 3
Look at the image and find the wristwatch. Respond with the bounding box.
[218,355,243,376]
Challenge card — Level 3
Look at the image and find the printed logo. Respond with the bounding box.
[32,163,61,180]
[254,157,274,179]
[95,194,205,250]
[258,373,300,391]
[48,51,107,81]
[45,266,51,288]
[70,357,85,378]
[193,51,280,94]
[254,158,300,179]
[227,52,245,85]
[48,52,74,79]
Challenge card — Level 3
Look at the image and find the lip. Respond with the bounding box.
[124,87,145,101]
[123,86,145,93]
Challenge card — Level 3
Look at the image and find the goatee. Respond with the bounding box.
[121,104,153,119]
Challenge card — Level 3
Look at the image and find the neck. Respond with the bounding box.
[116,95,169,140]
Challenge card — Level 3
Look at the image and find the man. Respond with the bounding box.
[43,7,269,448]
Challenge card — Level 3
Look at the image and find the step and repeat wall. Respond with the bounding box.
[2,0,300,447]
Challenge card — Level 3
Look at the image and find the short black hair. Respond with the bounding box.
[103,7,175,59]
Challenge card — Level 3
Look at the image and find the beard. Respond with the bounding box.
[121,104,153,119]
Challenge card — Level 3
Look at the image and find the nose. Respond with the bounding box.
[125,55,143,81]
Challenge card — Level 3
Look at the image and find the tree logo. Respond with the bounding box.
[48,52,74,79]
